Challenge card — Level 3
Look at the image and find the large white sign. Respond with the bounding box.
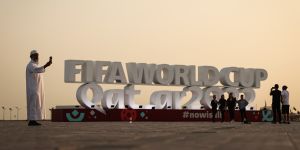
[65,60,268,113]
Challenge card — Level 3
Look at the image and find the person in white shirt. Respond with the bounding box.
[26,50,52,126]
[237,95,249,124]
[281,85,290,124]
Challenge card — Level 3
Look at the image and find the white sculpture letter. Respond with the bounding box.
[201,87,223,109]
[182,86,203,109]
[126,63,156,85]
[76,83,106,114]
[102,89,124,109]
[198,66,220,86]
[124,84,141,109]
[239,68,255,87]
[154,64,174,85]
[174,65,190,85]
[220,67,240,87]
[95,61,111,83]
[150,91,173,109]
[254,69,268,88]
[104,62,127,83]
[65,60,94,83]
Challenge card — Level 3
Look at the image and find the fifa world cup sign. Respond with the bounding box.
[64,60,268,114]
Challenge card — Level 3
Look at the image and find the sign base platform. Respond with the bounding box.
[51,106,264,122]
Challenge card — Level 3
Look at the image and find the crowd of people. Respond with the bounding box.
[210,84,290,124]
[210,93,250,124]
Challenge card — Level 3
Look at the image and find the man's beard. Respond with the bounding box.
[33,58,39,64]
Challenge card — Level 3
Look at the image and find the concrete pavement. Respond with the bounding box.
[0,121,299,150]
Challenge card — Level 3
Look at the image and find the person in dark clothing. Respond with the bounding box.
[218,94,227,122]
[227,93,237,122]
[210,95,218,122]
[270,84,282,124]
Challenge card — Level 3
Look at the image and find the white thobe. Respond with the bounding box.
[26,60,46,120]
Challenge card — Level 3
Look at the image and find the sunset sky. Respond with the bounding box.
[0,0,299,120]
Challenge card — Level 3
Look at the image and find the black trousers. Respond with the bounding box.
[272,103,281,123]
[240,108,247,122]
[220,109,225,122]
[229,108,235,121]
[212,109,217,122]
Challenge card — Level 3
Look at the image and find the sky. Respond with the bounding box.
[0,0,299,120]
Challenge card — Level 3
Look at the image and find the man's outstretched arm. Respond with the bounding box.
[43,56,52,69]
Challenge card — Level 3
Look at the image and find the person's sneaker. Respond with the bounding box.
[28,121,42,126]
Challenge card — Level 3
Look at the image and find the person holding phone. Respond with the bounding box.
[270,84,282,124]
[26,50,52,126]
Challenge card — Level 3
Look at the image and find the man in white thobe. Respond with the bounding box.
[26,50,52,126]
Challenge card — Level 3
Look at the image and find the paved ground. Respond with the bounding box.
[0,121,299,150]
